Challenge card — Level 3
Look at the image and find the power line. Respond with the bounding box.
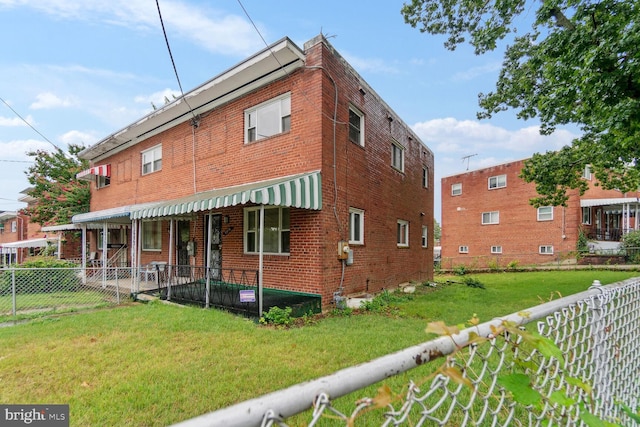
[0,159,32,163]
[0,96,59,150]
[155,0,198,125]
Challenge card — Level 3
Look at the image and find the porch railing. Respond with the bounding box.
[172,277,640,427]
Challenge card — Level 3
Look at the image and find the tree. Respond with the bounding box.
[23,144,90,225]
[434,218,441,243]
[402,0,640,206]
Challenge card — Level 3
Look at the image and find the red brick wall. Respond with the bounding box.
[441,160,581,268]
[86,36,434,307]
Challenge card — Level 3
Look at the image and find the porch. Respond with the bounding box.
[132,265,321,318]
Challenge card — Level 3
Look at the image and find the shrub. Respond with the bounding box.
[260,306,293,327]
[0,257,81,295]
[621,230,640,263]
[461,276,486,289]
[507,260,520,270]
[453,265,468,276]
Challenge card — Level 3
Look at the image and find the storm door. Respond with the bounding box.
[176,220,191,277]
[205,214,222,280]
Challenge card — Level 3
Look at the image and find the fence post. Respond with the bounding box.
[115,266,120,304]
[11,268,16,317]
[587,279,613,417]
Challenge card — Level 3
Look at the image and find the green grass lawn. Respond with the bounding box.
[0,270,637,426]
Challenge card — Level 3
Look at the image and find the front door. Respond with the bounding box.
[206,214,222,280]
[177,221,190,276]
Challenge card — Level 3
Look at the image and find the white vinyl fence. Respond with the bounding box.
[173,277,640,427]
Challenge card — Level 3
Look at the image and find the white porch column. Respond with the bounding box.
[205,214,212,308]
[258,204,265,316]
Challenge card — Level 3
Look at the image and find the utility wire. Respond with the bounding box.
[155,0,198,125]
[0,96,59,150]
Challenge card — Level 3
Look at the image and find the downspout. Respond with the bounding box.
[259,205,265,316]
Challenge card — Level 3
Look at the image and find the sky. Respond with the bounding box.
[0,0,579,221]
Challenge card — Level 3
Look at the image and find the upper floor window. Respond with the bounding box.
[142,145,162,175]
[245,93,291,143]
[96,175,110,189]
[537,206,553,221]
[244,206,290,254]
[397,220,409,247]
[488,174,507,189]
[348,105,364,146]
[482,211,499,225]
[451,183,462,196]
[349,208,364,245]
[391,140,404,172]
[421,226,428,248]
[11,221,17,233]
[582,165,592,180]
[422,166,429,188]
[582,207,591,225]
[142,221,162,251]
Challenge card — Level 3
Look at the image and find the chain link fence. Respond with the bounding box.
[0,267,132,320]
[173,277,640,427]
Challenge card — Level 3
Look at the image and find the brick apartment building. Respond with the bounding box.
[441,159,640,269]
[71,35,434,308]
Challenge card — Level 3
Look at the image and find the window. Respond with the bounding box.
[582,165,592,180]
[582,207,591,225]
[397,220,409,247]
[391,140,404,172]
[142,221,162,251]
[349,208,364,245]
[459,245,469,253]
[421,226,428,248]
[451,183,462,196]
[244,207,290,254]
[422,166,429,188]
[11,221,16,233]
[488,174,507,189]
[142,145,162,175]
[539,245,554,255]
[537,206,553,221]
[348,105,364,146]
[245,94,291,143]
[491,245,502,254]
[98,231,110,249]
[96,175,110,189]
[482,211,499,225]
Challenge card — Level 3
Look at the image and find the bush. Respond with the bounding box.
[0,257,81,295]
[260,306,293,327]
[621,230,640,263]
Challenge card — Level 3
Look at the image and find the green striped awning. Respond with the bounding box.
[131,171,321,220]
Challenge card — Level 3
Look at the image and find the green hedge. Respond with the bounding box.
[0,257,81,295]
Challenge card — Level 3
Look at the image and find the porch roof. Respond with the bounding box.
[0,237,58,249]
[130,171,322,220]
[72,202,161,224]
[580,197,640,207]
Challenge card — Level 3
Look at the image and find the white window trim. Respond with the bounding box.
[421,226,428,248]
[451,183,462,196]
[244,93,291,143]
[537,206,554,221]
[482,211,500,225]
[391,140,405,172]
[244,206,290,255]
[459,245,469,254]
[422,166,429,188]
[488,174,507,189]
[539,245,554,255]
[141,144,162,175]
[582,207,591,225]
[491,245,502,254]
[11,221,17,233]
[582,165,592,180]
[348,105,364,146]
[96,175,110,189]
[349,208,365,245]
[397,219,409,247]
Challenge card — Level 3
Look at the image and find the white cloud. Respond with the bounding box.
[4,0,262,57]
[30,92,74,110]
[452,61,502,81]
[58,130,99,147]
[341,51,400,74]
[0,139,53,160]
[134,88,182,109]
[0,115,33,127]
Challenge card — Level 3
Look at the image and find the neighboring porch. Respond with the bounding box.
[580,197,639,243]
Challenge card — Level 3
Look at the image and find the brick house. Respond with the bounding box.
[0,189,59,265]
[441,159,640,269]
[71,35,434,309]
